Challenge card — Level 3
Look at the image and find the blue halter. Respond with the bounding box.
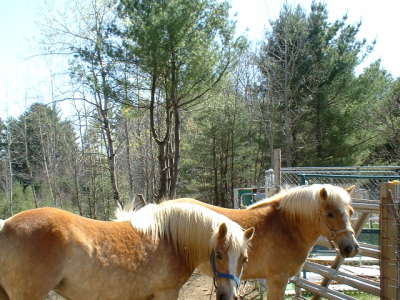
[210,250,243,288]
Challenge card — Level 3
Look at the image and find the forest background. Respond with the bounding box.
[1,0,399,219]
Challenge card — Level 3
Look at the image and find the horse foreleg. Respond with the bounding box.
[0,286,9,300]
[266,275,288,300]
[153,288,180,300]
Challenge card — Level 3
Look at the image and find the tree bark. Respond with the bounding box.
[169,106,180,198]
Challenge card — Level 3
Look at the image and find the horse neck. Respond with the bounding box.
[163,210,217,268]
[280,208,322,248]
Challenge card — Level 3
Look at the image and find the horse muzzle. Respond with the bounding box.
[216,291,239,300]
[338,239,359,257]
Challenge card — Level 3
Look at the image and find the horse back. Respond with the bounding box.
[0,207,144,259]
[1,208,73,259]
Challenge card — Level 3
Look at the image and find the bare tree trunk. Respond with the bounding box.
[38,115,57,206]
[100,109,122,207]
[212,134,219,206]
[73,162,83,215]
[149,72,172,202]
[122,63,135,201]
[123,118,135,201]
[229,93,238,208]
[157,142,168,201]
[72,103,84,216]
[6,126,13,215]
[23,113,38,208]
[169,107,180,198]
[315,94,323,161]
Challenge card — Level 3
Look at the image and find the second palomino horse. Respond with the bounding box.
[165,184,359,299]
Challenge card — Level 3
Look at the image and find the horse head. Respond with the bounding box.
[210,222,255,300]
[318,185,359,257]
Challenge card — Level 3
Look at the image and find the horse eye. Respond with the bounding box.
[327,212,334,218]
[216,252,223,260]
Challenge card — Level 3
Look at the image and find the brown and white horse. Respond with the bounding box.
[0,202,254,300]
[164,184,359,299]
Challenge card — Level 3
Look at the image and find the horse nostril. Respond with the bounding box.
[344,245,353,255]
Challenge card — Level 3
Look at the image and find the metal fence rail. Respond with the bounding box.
[281,166,400,202]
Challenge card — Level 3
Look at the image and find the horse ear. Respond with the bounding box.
[133,194,147,210]
[320,188,328,201]
[346,185,356,195]
[244,227,255,242]
[217,223,228,240]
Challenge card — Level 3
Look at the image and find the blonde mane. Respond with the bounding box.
[115,203,247,267]
[248,184,352,221]
[0,219,5,231]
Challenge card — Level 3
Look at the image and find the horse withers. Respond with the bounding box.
[0,202,254,300]
[165,184,359,300]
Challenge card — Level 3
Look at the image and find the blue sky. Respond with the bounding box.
[1,0,399,119]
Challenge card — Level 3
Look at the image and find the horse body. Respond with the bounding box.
[0,208,188,300]
[179,199,313,294]
[0,203,254,300]
[168,184,359,300]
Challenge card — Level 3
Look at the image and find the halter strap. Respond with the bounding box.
[329,227,354,239]
[327,227,354,248]
[210,250,242,288]
[334,228,353,235]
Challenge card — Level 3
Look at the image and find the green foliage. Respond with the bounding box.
[119,0,245,103]
[366,76,400,164]
[258,2,374,167]
[179,77,264,206]
[0,183,36,218]
[6,104,76,189]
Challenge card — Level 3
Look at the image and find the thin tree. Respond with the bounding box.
[118,0,245,200]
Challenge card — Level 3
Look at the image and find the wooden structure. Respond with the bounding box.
[291,181,400,299]
[380,182,400,299]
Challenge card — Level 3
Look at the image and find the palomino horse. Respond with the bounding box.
[164,184,359,300]
[0,202,254,300]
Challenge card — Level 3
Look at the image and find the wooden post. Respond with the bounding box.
[380,182,400,300]
[273,148,281,186]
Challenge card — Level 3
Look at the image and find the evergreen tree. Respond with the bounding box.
[118,0,245,200]
[258,2,372,166]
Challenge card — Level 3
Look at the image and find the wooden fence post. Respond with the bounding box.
[380,182,400,300]
[273,148,281,186]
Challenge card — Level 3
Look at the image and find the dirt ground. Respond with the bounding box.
[179,271,263,300]
[178,271,216,299]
